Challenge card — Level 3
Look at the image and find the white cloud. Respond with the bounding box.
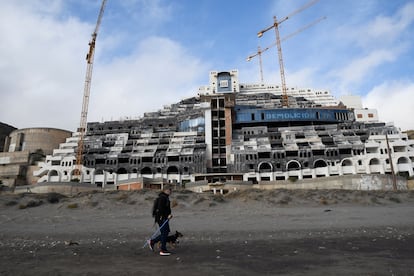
[325,2,414,96]
[341,2,414,49]
[285,67,318,88]
[0,1,206,131]
[398,2,414,27]
[334,49,397,91]
[0,1,90,130]
[362,80,414,131]
[89,36,208,123]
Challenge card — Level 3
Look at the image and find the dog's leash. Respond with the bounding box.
[142,218,169,248]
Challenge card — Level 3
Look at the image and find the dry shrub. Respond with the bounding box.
[67,203,79,209]
[5,200,18,207]
[178,189,193,194]
[213,195,225,203]
[19,200,43,209]
[389,196,401,203]
[27,200,43,208]
[370,197,379,204]
[279,195,291,204]
[117,193,129,201]
[88,201,99,207]
[225,188,261,199]
[192,197,205,205]
[145,196,156,202]
[319,197,328,205]
[175,194,189,200]
[47,192,65,204]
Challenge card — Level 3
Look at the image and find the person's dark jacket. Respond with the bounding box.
[155,192,171,223]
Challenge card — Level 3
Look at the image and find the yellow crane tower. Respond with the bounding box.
[247,16,326,84]
[256,0,320,107]
[75,0,107,178]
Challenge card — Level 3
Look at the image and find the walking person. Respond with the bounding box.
[148,185,173,256]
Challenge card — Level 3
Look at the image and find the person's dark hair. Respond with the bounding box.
[162,184,173,191]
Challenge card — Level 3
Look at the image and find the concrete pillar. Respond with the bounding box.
[3,136,10,152]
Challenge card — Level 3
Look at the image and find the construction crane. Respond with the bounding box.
[247,46,266,83]
[75,0,107,177]
[247,16,326,83]
[256,0,320,107]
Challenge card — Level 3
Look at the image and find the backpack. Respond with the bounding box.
[152,197,160,218]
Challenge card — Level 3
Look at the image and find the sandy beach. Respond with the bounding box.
[1,189,414,275]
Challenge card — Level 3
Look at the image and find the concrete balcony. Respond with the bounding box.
[315,167,329,176]
[287,170,301,178]
[117,174,129,181]
[391,140,407,147]
[365,140,380,148]
[356,166,367,174]
[53,148,75,155]
[369,164,383,174]
[342,166,355,175]
[329,166,340,174]
[397,163,413,174]
[49,175,60,182]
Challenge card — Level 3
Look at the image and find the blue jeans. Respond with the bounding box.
[152,219,170,251]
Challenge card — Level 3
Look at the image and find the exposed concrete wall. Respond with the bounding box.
[0,151,30,165]
[0,128,71,187]
[0,151,30,186]
[254,175,407,191]
[7,128,71,155]
[14,182,100,195]
[0,164,22,178]
[26,165,41,185]
[186,175,407,193]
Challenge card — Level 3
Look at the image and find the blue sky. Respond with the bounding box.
[1,0,414,131]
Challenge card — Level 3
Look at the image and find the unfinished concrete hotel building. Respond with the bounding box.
[34,70,414,189]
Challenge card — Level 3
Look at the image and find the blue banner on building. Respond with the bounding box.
[235,107,352,123]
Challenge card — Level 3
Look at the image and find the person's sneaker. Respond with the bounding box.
[147,240,154,251]
[159,250,171,256]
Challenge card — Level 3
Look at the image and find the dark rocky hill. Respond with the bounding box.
[0,122,16,152]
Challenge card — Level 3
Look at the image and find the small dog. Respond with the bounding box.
[166,231,183,245]
[156,231,183,249]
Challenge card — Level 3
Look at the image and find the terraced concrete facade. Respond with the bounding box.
[34,70,414,188]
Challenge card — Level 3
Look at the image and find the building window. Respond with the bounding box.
[219,80,228,88]
[219,99,225,107]
[368,113,374,118]
[211,99,217,108]
[357,114,363,118]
